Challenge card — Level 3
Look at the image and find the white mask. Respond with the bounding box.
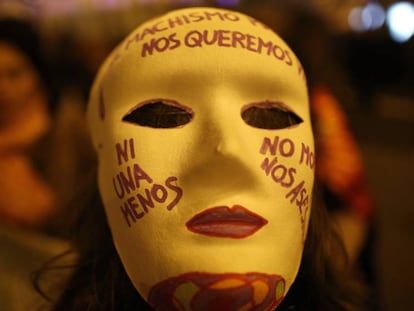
[88,7,315,311]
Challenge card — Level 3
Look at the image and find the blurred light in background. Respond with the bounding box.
[386,1,414,42]
[348,7,366,32]
[348,2,385,32]
[91,0,132,10]
[215,0,240,7]
[348,1,414,43]
[362,2,386,30]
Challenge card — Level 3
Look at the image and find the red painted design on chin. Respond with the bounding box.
[186,205,268,239]
[148,272,285,311]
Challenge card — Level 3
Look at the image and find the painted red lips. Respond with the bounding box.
[186,205,268,238]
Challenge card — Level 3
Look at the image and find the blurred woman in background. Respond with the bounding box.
[0,18,56,228]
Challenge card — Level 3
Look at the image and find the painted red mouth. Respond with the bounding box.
[186,205,268,238]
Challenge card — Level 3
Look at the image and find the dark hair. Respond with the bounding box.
[34,170,151,311]
[278,183,370,311]
[34,170,370,311]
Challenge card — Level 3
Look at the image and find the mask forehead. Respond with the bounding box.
[89,8,309,142]
[88,7,314,311]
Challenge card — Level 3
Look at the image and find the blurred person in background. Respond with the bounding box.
[37,30,98,238]
[0,19,101,239]
[0,15,103,237]
[0,18,56,228]
[0,17,71,311]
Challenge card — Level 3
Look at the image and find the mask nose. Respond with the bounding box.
[205,111,245,158]
[179,112,259,195]
[179,141,259,203]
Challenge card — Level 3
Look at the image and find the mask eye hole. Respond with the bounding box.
[241,101,303,129]
[122,100,193,128]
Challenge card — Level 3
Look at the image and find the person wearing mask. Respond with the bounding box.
[37,7,370,311]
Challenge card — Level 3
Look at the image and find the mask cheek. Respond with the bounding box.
[257,130,314,231]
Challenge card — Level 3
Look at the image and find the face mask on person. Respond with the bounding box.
[88,7,315,311]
